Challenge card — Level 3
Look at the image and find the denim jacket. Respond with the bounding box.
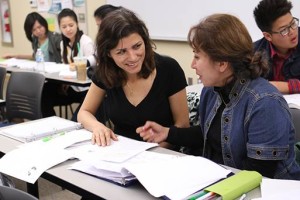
[199,77,300,179]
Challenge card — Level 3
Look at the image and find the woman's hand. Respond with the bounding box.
[69,63,76,71]
[136,121,169,143]
[2,54,14,59]
[92,124,118,146]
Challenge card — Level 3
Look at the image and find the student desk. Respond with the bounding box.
[0,133,262,200]
[4,66,91,87]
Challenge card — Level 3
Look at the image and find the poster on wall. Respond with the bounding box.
[42,0,87,34]
[0,0,13,46]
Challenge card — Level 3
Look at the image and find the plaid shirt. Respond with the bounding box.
[269,42,300,94]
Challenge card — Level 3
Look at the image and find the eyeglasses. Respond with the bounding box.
[270,17,299,36]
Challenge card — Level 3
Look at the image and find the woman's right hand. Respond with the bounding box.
[92,123,118,146]
[2,54,14,59]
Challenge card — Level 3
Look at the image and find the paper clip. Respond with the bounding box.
[28,166,37,176]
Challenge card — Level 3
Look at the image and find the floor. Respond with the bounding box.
[12,176,82,200]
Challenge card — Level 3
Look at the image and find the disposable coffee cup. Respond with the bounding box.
[74,57,87,81]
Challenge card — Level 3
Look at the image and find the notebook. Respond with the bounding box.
[0,116,82,142]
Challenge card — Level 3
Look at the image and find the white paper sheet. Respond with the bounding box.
[71,135,158,163]
[125,155,231,200]
[0,129,92,183]
[257,179,300,200]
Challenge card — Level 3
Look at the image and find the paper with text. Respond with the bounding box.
[0,129,92,183]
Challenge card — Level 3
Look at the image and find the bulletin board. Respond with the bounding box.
[33,0,88,34]
[107,0,300,42]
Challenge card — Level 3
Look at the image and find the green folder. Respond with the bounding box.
[204,170,262,200]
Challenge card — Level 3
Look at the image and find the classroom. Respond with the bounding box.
[0,0,300,199]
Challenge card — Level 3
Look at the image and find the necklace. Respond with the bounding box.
[126,82,134,96]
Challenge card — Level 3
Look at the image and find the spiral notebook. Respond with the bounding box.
[0,116,82,142]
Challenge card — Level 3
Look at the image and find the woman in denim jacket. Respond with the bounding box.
[137,14,300,180]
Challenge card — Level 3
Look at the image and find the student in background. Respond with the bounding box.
[253,0,300,94]
[94,4,120,28]
[42,8,96,118]
[136,14,300,180]
[78,8,189,148]
[3,12,61,63]
[2,12,62,121]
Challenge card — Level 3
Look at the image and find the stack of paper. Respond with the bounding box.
[70,151,172,186]
[70,148,231,200]
[69,136,159,185]
[283,94,300,109]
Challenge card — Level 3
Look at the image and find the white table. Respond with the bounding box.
[0,129,261,200]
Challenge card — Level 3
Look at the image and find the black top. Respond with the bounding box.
[92,53,187,140]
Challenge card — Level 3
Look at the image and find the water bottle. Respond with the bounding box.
[35,48,45,72]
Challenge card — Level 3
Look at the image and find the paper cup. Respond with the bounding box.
[73,57,87,81]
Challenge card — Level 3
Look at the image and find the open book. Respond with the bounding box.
[0,116,82,142]
[283,94,300,109]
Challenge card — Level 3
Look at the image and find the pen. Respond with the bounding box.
[195,192,215,200]
[42,132,65,142]
[239,194,246,200]
[189,191,207,200]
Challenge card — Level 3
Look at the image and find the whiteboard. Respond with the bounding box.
[107,0,300,41]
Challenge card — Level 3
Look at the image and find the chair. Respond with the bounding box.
[290,108,300,142]
[2,71,45,198]
[0,67,7,100]
[5,71,45,121]
[0,185,38,200]
[0,67,7,120]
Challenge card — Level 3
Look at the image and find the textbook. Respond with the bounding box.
[0,116,82,142]
[283,94,300,109]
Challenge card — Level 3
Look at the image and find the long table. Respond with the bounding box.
[4,66,91,87]
[0,130,262,200]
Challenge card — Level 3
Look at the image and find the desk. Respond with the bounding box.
[0,134,261,200]
[4,66,91,87]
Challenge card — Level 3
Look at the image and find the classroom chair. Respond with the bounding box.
[5,71,45,122]
[0,71,45,198]
[0,185,38,200]
[290,108,300,142]
[0,67,7,121]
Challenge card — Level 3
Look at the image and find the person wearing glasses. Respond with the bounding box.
[253,0,300,94]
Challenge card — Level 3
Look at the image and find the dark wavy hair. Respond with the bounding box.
[95,8,156,88]
[188,14,269,80]
[58,8,83,63]
[94,4,121,20]
[24,12,49,42]
[254,0,293,32]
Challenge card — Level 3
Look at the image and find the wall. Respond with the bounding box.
[0,0,198,84]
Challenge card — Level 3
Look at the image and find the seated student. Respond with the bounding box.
[136,13,300,180]
[42,8,96,119]
[77,8,189,148]
[94,4,121,28]
[3,12,61,122]
[253,0,300,94]
[3,12,61,62]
